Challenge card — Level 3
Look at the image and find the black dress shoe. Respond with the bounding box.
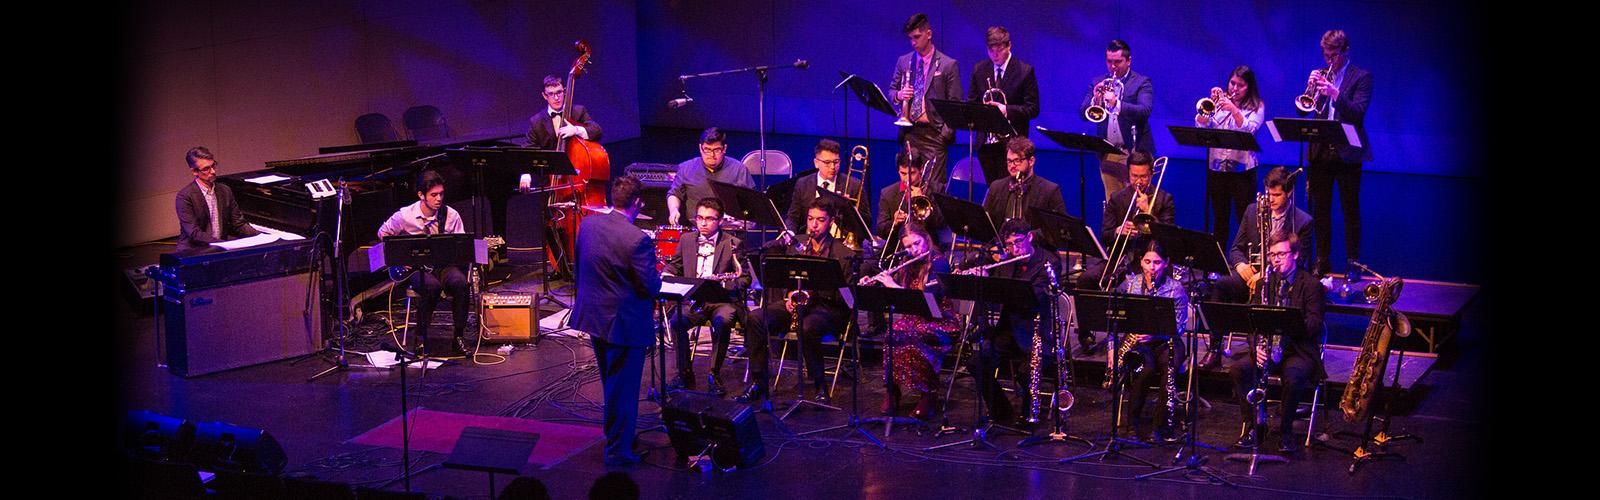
[1278,435,1302,454]
[450,337,470,355]
[812,385,831,404]
[734,384,768,404]
[1234,432,1257,449]
[706,375,726,396]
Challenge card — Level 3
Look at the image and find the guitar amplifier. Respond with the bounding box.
[480,291,540,342]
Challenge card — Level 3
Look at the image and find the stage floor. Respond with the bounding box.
[114,262,1489,499]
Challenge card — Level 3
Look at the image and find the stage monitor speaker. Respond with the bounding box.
[192,420,288,475]
[161,271,323,377]
[662,392,764,469]
[124,410,196,461]
[481,292,540,342]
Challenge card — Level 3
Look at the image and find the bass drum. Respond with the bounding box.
[653,226,683,271]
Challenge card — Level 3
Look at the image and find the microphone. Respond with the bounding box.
[1286,167,1306,180]
[794,59,810,69]
[667,96,694,109]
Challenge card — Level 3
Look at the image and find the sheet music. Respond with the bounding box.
[244,174,292,184]
[660,281,696,298]
[251,223,306,241]
[212,232,283,250]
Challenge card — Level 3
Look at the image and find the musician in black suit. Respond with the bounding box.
[967,219,1059,425]
[175,146,259,252]
[785,139,869,245]
[1212,166,1315,304]
[980,137,1067,235]
[661,198,749,396]
[525,75,603,150]
[891,13,962,193]
[1298,30,1373,276]
[737,199,859,406]
[1076,151,1176,293]
[968,26,1040,179]
[876,149,949,251]
[1225,233,1325,454]
[570,176,660,466]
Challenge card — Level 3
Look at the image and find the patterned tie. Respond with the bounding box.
[205,189,221,240]
[910,55,927,120]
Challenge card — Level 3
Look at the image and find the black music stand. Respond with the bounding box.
[1200,301,1304,476]
[1062,290,1174,468]
[442,427,539,499]
[799,286,938,446]
[930,98,1014,196]
[933,192,998,247]
[1168,125,1261,238]
[711,180,790,234]
[1267,117,1360,228]
[835,73,898,173]
[923,273,1036,452]
[448,147,577,312]
[380,233,482,358]
[653,277,707,404]
[1035,126,1121,220]
[816,187,872,246]
[1030,208,1106,271]
[759,255,846,417]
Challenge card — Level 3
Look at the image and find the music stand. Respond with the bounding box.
[1030,207,1106,266]
[378,233,486,357]
[759,255,847,416]
[653,277,710,404]
[817,187,872,246]
[800,286,939,446]
[1267,117,1360,227]
[1061,290,1174,468]
[1035,126,1121,220]
[930,98,1014,195]
[933,192,999,254]
[923,273,1036,452]
[1200,301,1305,476]
[442,427,539,499]
[711,180,790,234]
[448,147,577,315]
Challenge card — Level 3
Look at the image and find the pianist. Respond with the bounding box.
[378,170,471,356]
[176,146,260,252]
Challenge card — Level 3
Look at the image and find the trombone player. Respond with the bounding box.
[1079,39,1154,201]
[968,26,1040,180]
[876,149,949,252]
[786,139,870,248]
[980,136,1066,234]
[1077,151,1175,293]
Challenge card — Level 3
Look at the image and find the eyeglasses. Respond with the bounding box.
[701,146,726,154]
[193,165,216,173]
[1005,157,1030,166]
[817,159,841,166]
[543,89,566,96]
[1266,251,1291,259]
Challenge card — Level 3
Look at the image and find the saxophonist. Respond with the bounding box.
[1108,240,1188,444]
[737,199,859,405]
[661,198,749,396]
[1225,233,1326,454]
[967,219,1059,426]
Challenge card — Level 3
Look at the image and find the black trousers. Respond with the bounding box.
[410,265,470,343]
[670,302,744,378]
[1118,339,1182,430]
[1206,169,1256,247]
[1307,151,1362,275]
[1227,351,1315,435]
[745,303,848,387]
[899,122,952,193]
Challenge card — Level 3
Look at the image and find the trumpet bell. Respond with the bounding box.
[1196,97,1217,116]
[1085,105,1108,123]
[1295,94,1319,113]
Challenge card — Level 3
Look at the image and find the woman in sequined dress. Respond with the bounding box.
[859,222,961,419]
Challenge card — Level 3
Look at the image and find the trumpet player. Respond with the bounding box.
[738,199,859,405]
[1299,29,1372,277]
[661,198,749,396]
[1195,65,1265,247]
[1079,39,1154,201]
[891,13,961,193]
[1109,240,1188,444]
[967,219,1060,427]
[968,26,1039,142]
[1225,233,1326,454]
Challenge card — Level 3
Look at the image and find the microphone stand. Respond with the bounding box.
[676,59,809,193]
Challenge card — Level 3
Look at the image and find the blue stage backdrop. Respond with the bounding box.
[637,0,1484,178]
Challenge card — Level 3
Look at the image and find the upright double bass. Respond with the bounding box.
[552,40,611,210]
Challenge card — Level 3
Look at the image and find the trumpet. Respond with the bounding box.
[894,67,915,127]
[1085,77,1123,123]
[1296,64,1335,113]
[1196,87,1228,116]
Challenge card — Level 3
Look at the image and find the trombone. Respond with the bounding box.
[1085,77,1123,123]
[841,145,872,250]
[879,149,934,266]
[1097,156,1168,290]
[1296,63,1335,113]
